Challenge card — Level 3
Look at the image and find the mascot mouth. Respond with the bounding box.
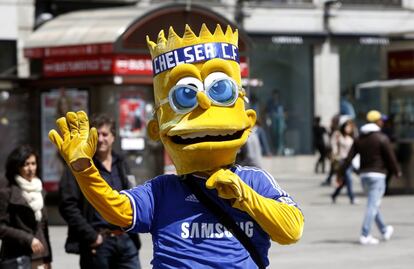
[170,129,245,145]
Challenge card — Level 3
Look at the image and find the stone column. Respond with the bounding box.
[17,0,35,78]
[313,38,340,128]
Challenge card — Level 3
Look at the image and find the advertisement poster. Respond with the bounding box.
[41,89,88,192]
[119,92,151,151]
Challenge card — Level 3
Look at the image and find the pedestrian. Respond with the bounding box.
[0,145,52,269]
[313,116,329,174]
[48,24,304,269]
[340,110,401,245]
[330,116,356,204]
[321,114,340,186]
[58,114,141,269]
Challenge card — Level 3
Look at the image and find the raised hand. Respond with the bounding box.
[48,111,98,171]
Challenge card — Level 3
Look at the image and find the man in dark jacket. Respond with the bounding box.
[341,110,401,245]
[59,114,141,268]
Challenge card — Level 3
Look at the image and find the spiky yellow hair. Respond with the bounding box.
[146,24,239,59]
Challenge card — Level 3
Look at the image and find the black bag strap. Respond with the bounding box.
[182,176,266,269]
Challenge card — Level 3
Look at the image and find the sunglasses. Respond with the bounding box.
[156,77,245,114]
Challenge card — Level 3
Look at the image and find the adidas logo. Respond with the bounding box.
[185,194,199,203]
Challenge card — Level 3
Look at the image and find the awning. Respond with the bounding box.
[24,3,250,58]
[24,5,156,50]
[23,3,251,81]
[356,78,414,98]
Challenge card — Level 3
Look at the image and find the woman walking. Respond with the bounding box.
[0,145,52,269]
[330,116,356,204]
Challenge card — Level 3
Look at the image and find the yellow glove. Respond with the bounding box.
[206,169,244,201]
[48,111,97,168]
[206,169,304,244]
[48,111,132,228]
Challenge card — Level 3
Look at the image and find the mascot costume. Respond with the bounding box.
[49,24,304,268]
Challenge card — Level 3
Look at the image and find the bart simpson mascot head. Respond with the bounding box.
[146,24,256,175]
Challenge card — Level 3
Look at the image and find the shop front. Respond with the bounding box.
[247,34,322,155]
[355,39,414,193]
[23,3,250,194]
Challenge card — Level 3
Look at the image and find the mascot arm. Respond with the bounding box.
[233,188,304,245]
[206,169,304,245]
[48,111,132,228]
[72,164,133,228]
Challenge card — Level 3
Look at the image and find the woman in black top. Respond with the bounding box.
[0,145,52,268]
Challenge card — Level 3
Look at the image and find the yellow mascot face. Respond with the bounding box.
[147,24,256,175]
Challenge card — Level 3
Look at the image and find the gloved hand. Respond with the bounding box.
[48,111,97,170]
[206,168,304,245]
[206,169,245,202]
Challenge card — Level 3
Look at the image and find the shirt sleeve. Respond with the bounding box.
[233,166,304,244]
[246,167,299,208]
[121,179,156,233]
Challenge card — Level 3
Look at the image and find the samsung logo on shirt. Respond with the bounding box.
[152,42,239,76]
[181,221,254,239]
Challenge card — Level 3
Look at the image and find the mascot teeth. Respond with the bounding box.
[179,130,237,139]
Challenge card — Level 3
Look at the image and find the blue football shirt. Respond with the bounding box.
[121,165,299,269]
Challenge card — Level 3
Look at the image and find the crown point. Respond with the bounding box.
[183,24,197,42]
[167,26,182,48]
[233,29,239,47]
[199,23,213,40]
[157,29,167,46]
[213,24,225,39]
[146,35,157,55]
[225,25,233,39]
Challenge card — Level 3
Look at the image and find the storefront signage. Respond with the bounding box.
[24,43,114,59]
[271,36,304,44]
[42,55,249,78]
[359,37,389,45]
[43,55,153,77]
[388,50,414,79]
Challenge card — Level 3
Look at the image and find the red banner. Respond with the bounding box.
[43,54,249,78]
[43,56,114,77]
[24,43,114,59]
[114,56,153,76]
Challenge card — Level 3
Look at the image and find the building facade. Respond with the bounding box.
[2,0,414,191]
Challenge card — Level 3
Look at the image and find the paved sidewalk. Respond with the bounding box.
[49,155,414,269]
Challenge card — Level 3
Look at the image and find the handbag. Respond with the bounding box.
[0,255,31,269]
[182,176,266,269]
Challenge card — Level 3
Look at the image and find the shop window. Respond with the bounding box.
[249,40,313,155]
[339,43,382,125]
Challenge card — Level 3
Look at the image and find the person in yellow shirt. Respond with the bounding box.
[49,24,304,269]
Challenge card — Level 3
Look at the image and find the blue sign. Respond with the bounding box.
[152,42,239,76]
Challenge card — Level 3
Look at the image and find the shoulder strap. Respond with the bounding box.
[183,176,266,269]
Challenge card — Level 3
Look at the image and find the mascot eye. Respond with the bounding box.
[169,77,203,114]
[204,72,239,106]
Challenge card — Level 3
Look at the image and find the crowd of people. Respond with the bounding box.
[0,114,143,269]
[314,110,401,245]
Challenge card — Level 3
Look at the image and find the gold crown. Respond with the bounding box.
[146,24,239,59]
